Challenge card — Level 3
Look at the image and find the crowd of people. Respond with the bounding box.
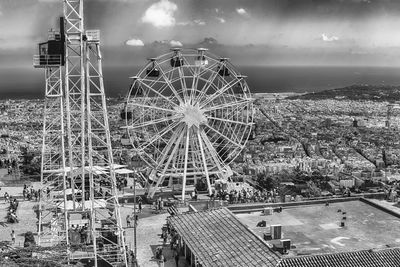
[69,224,89,244]
[214,187,279,204]
[22,184,39,201]
[153,197,165,213]
[117,176,128,192]
[155,221,181,267]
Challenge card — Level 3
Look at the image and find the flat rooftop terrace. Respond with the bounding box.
[236,199,400,255]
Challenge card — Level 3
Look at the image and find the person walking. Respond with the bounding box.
[173,248,180,267]
[10,230,15,245]
[162,230,168,246]
[138,197,142,213]
[126,214,131,228]
[155,247,165,267]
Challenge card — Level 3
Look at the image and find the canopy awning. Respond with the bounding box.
[105,164,127,170]
[115,168,135,175]
[57,199,107,210]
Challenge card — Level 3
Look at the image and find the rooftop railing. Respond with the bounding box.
[33,55,62,68]
[86,30,100,42]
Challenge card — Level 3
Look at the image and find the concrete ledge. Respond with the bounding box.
[360,198,400,219]
[229,197,358,214]
[228,193,386,214]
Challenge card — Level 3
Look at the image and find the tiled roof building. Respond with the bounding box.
[168,207,280,267]
[169,207,400,267]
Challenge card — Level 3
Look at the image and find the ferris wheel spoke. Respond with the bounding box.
[154,61,184,104]
[135,79,179,107]
[193,61,220,87]
[207,116,251,126]
[155,125,186,189]
[194,69,220,104]
[177,67,189,102]
[188,68,199,102]
[203,123,243,149]
[127,102,175,114]
[203,99,251,112]
[181,57,197,88]
[181,126,190,200]
[199,128,224,172]
[200,77,243,108]
[226,123,242,143]
[155,124,185,169]
[190,135,200,170]
[141,120,181,150]
[194,59,229,103]
[123,114,182,130]
[185,58,218,102]
[196,129,212,195]
[202,61,226,92]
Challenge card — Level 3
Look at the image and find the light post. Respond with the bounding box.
[133,170,137,267]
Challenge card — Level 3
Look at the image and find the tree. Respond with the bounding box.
[256,173,275,191]
[23,232,36,248]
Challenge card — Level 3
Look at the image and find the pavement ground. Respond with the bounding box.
[0,185,189,267]
[121,204,190,267]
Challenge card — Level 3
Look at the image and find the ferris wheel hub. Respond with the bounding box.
[177,102,207,128]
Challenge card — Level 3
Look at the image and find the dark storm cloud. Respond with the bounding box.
[1,0,400,68]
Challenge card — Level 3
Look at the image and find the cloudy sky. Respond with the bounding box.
[2,0,400,96]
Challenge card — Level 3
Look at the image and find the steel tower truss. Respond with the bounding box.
[37,1,127,266]
[84,34,128,266]
[38,66,69,248]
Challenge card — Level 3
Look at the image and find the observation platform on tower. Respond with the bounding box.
[33,18,65,68]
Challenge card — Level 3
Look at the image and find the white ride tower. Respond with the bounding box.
[34,1,127,266]
[34,19,68,247]
[125,48,254,201]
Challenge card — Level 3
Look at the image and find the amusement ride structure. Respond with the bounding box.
[124,49,254,200]
[34,0,127,266]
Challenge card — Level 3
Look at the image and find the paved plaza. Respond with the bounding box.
[0,184,189,266]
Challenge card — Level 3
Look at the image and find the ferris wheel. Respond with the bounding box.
[125,48,254,199]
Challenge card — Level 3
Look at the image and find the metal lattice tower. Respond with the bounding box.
[37,64,69,247]
[34,0,127,266]
[83,32,128,266]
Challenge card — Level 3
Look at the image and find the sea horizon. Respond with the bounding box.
[1,65,400,100]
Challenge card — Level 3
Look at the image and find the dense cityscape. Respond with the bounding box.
[2,87,400,265]
[3,92,400,197]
